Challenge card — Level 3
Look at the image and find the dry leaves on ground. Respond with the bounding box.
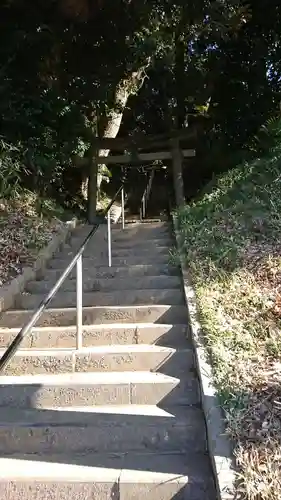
[0,199,63,287]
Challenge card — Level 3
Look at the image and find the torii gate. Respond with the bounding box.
[87,128,196,223]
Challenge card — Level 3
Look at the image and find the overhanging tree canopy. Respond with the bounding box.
[1,0,281,214]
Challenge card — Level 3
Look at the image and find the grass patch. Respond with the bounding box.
[177,154,281,499]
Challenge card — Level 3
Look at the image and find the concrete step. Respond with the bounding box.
[72,234,173,249]
[0,305,188,328]
[62,222,173,243]
[41,264,180,281]
[0,452,216,500]
[16,290,185,309]
[76,221,171,234]
[0,405,206,454]
[70,236,173,249]
[26,276,182,294]
[61,245,172,259]
[72,230,173,247]
[0,324,189,349]
[48,255,172,268]
[0,370,199,407]
[0,346,194,376]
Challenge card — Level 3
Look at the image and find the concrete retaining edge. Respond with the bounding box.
[172,213,237,500]
[0,218,78,313]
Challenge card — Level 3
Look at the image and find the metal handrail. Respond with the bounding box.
[0,184,125,372]
[140,168,155,220]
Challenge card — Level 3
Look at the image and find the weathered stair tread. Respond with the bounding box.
[17,289,185,309]
[48,255,172,268]
[0,344,181,353]
[0,370,199,407]
[0,403,201,422]
[0,370,179,385]
[62,243,171,256]
[0,451,214,481]
[0,452,216,500]
[42,264,180,280]
[71,233,173,246]
[0,405,206,454]
[70,237,173,249]
[26,276,182,294]
[0,323,189,349]
[0,345,194,375]
[0,305,188,328]
[76,222,172,235]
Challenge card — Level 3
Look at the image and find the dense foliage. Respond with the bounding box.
[0,0,281,208]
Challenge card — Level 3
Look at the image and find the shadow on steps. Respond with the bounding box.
[0,347,219,499]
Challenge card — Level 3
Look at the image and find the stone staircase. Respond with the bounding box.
[0,221,217,499]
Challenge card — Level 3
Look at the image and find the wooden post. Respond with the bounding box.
[87,155,98,224]
[171,137,185,208]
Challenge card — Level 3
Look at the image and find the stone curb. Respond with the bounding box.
[0,218,78,313]
[172,213,237,500]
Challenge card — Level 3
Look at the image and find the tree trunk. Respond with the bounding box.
[175,27,186,129]
[85,65,150,222]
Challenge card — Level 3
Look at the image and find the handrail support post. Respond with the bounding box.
[108,209,112,267]
[121,187,125,230]
[76,254,83,350]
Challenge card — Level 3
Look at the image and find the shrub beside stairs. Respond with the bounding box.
[0,220,217,499]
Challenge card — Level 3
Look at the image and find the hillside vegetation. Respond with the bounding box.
[177,143,281,499]
[0,192,71,288]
